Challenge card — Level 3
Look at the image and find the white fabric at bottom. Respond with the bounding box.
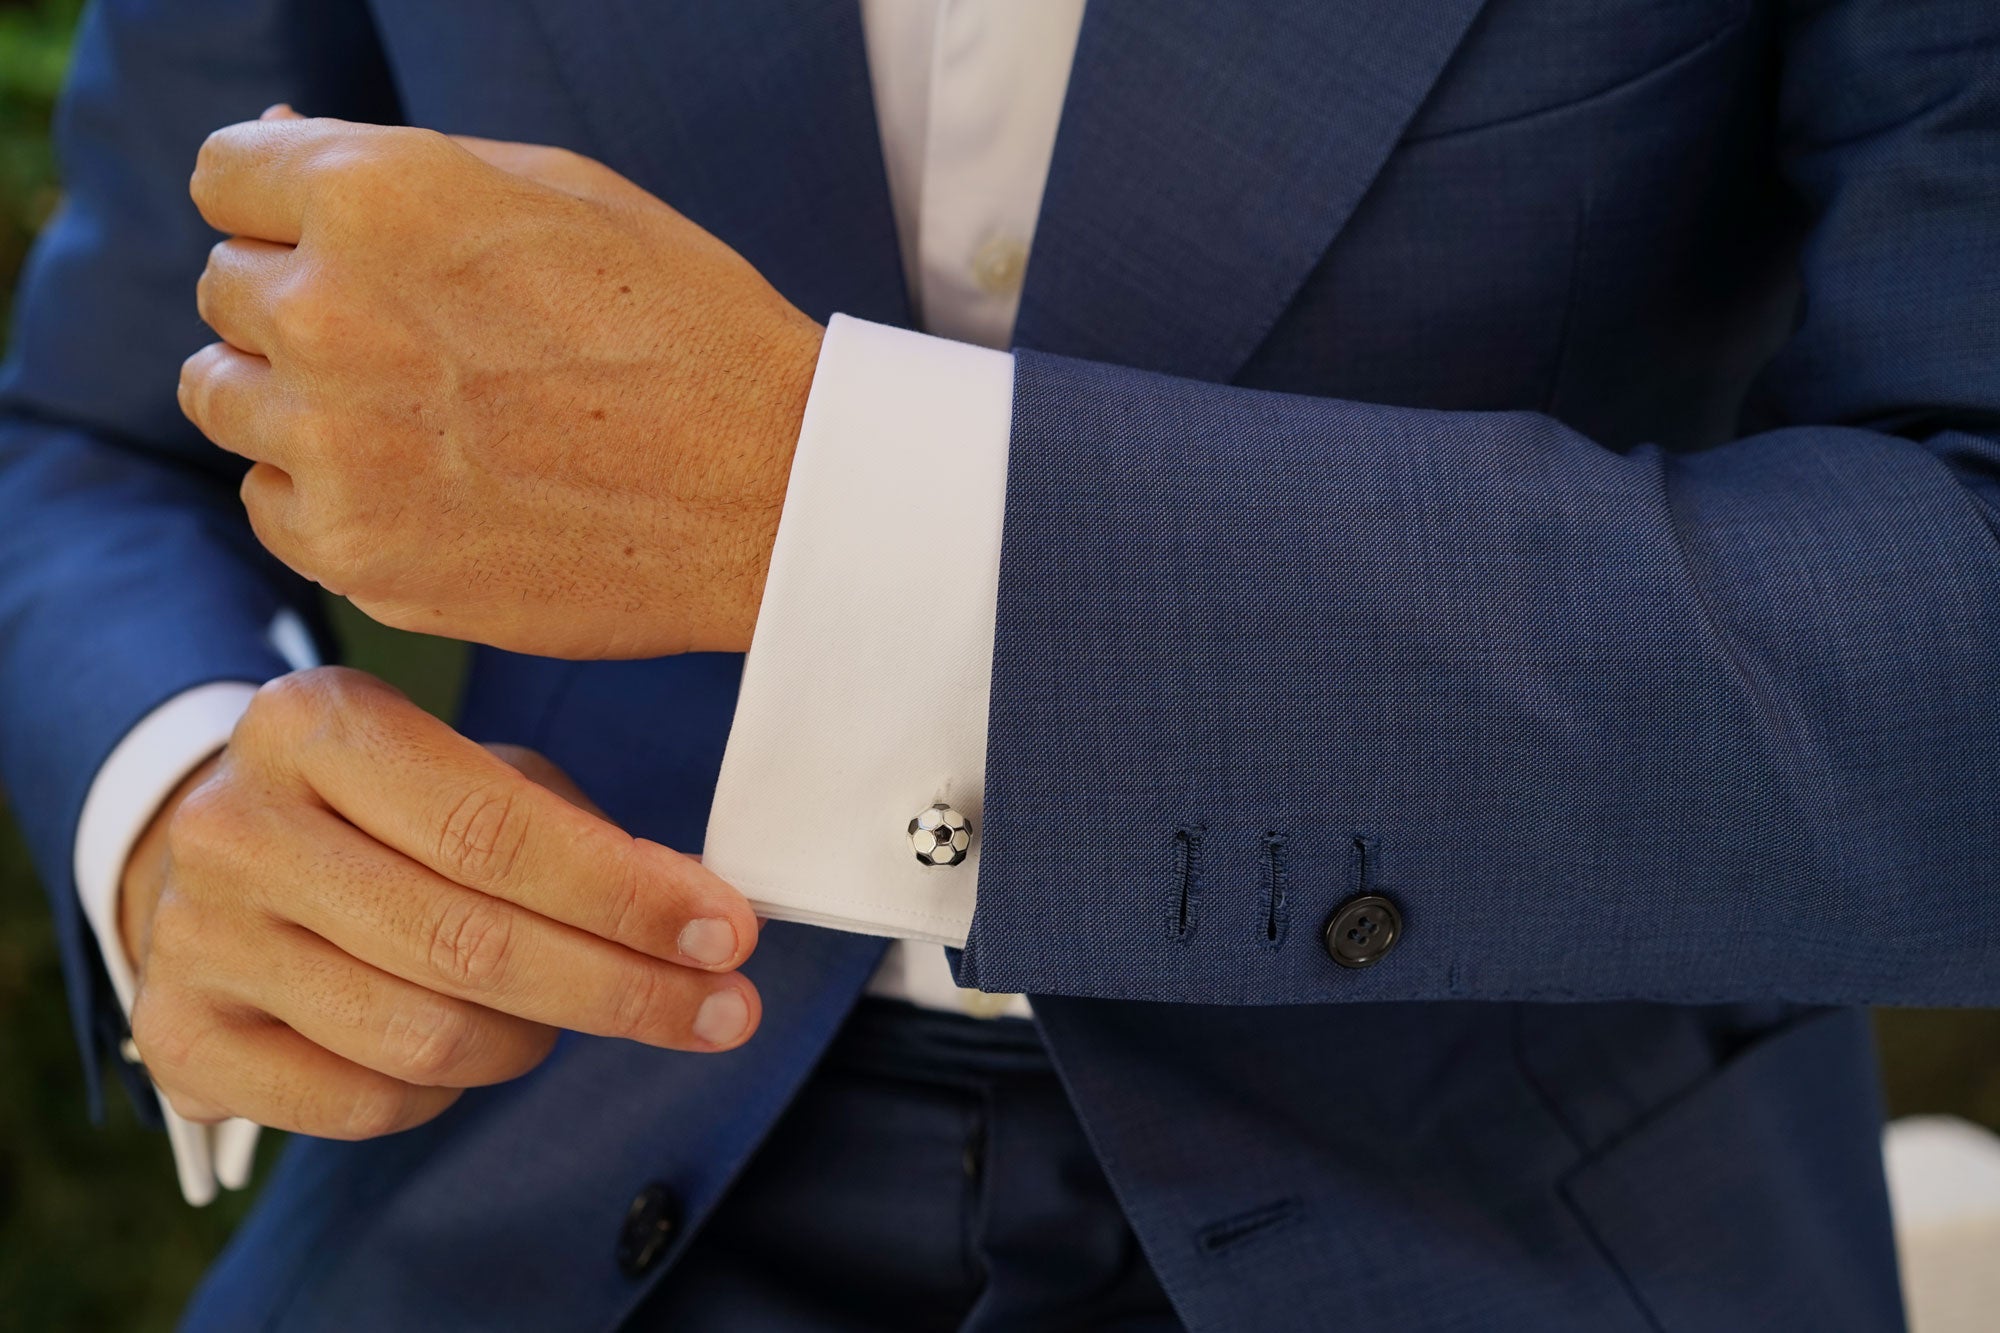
[866,940,1032,1019]
[1885,1115,2000,1333]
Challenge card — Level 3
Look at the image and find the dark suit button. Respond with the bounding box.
[1323,894,1402,968]
[616,1182,680,1277]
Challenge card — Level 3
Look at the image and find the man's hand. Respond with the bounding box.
[118,667,762,1139]
[179,111,823,659]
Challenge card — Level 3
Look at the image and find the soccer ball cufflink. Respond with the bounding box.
[909,802,972,866]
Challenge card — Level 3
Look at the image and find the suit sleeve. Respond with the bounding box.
[955,0,2000,1006]
[0,0,398,1115]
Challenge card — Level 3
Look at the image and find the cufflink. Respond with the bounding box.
[909,802,972,866]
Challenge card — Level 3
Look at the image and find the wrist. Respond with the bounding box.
[701,314,824,655]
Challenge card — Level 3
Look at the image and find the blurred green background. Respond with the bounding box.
[0,1,1992,1329]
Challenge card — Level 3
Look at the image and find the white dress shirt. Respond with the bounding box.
[712,0,1083,1014]
[75,0,1084,1203]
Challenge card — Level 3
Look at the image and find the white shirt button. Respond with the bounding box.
[959,988,1028,1020]
[970,236,1029,297]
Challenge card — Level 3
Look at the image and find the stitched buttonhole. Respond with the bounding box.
[1349,833,1376,897]
[1260,832,1290,948]
[1170,825,1204,943]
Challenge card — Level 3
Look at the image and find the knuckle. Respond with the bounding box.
[179,347,220,423]
[240,469,311,580]
[299,151,373,230]
[380,999,478,1084]
[242,667,365,750]
[195,124,234,168]
[383,126,454,173]
[130,989,205,1080]
[244,669,326,735]
[400,126,455,160]
[269,277,341,357]
[317,131,426,211]
[238,683,303,755]
[546,145,596,174]
[607,963,667,1042]
[163,781,244,876]
[600,844,655,951]
[192,133,218,184]
[425,896,517,993]
[337,1080,414,1140]
[435,783,531,888]
[305,520,384,593]
[142,892,205,967]
[189,129,231,206]
[285,513,345,585]
[194,262,218,326]
[315,138,382,187]
[160,1085,227,1125]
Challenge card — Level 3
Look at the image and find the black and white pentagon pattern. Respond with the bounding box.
[908,802,972,866]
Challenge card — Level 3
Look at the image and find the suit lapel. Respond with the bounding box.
[1015,0,1489,382]
[519,0,910,327]
[521,0,1484,380]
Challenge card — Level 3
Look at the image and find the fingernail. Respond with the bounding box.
[692,989,750,1047]
[677,917,737,968]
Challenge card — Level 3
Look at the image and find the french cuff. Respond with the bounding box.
[704,315,1013,948]
[73,608,316,1205]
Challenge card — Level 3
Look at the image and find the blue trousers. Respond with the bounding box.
[631,1000,1181,1331]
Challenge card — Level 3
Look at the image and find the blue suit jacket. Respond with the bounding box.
[3,1,1994,1329]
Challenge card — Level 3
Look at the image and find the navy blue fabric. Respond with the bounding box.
[629,999,1180,1331]
[0,0,1985,1327]
[962,0,2000,1008]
